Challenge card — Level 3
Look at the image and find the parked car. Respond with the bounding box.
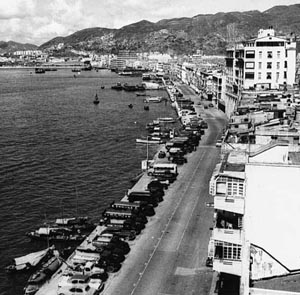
[208,103,214,107]
[215,140,222,147]
[158,151,166,158]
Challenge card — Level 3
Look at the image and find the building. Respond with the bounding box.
[224,27,297,117]
[208,142,300,295]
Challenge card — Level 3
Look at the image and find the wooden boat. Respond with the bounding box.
[157,117,176,123]
[35,68,45,74]
[5,246,54,273]
[136,137,164,144]
[143,96,162,103]
[26,226,86,243]
[93,93,100,104]
[24,256,61,295]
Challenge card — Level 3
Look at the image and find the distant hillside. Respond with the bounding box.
[36,4,300,55]
[0,41,38,54]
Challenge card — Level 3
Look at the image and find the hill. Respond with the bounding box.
[0,41,38,54]
[37,4,300,55]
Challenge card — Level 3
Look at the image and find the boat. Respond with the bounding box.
[54,216,95,231]
[111,82,123,90]
[93,93,100,105]
[144,96,162,103]
[157,117,176,123]
[35,68,45,74]
[136,137,164,144]
[101,86,105,89]
[5,246,55,273]
[128,104,133,109]
[26,226,86,243]
[136,93,147,96]
[24,256,61,295]
[144,105,149,111]
[71,68,81,73]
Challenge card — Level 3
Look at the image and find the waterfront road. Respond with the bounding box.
[103,85,227,295]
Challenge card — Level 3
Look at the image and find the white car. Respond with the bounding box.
[215,140,222,147]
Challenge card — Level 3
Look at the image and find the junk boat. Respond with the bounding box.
[5,246,55,274]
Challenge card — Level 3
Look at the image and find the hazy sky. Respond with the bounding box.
[0,0,299,45]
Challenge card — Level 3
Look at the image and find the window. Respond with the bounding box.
[267,62,272,69]
[284,61,287,68]
[277,51,280,58]
[214,241,242,261]
[258,72,262,80]
[245,72,254,79]
[245,50,255,58]
[276,72,279,82]
[267,51,272,58]
[284,71,287,79]
[245,62,254,69]
[277,62,280,69]
[258,62,262,69]
[267,72,272,79]
[227,177,244,197]
[259,51,262,58]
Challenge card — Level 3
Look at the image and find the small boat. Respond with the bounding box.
[26,226,86,243]
[128,104,133,109]
[157,117,176,123]
[5,246,54,273]
[35,68,45,74]
[136,93,147,96]
[24,256,61,295]
[93,93,100,105]
[101,86,105,89]
[111,82,123,90]
[72,68,81,73]
[144,96,162,103]
[136,137,164,144]
[144,105,149,111]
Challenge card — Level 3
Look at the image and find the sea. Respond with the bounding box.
[0,68,177,295]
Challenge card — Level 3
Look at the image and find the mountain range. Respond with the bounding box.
[2,4,300,56]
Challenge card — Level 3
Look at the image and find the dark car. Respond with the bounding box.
[172,157,187,165]
[158,151,166,158]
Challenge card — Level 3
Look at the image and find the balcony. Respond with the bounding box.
[213,258,242,276]
[214,196,244,214]
[213,228,243,244]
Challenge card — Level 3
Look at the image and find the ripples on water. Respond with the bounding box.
[0,69,177,295]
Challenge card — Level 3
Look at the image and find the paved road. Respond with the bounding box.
[103,85,227,295]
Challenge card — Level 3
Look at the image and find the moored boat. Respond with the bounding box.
[136,137,164,144]
[24,255,61,295]
[157,117,176,123]
[5,246,55,274]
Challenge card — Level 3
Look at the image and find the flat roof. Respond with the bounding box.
[245,163,300,271]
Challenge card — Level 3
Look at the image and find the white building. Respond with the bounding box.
[209,143,300,294]
[224,27,297,117]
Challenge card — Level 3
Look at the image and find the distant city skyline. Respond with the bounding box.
[0,0,299,45]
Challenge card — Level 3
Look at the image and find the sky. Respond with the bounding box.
[0,0,299,45]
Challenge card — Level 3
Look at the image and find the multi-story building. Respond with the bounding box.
[209,142,300,295]
[224,27,297,117]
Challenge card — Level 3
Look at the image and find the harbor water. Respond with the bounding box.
[0,69,177,295]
